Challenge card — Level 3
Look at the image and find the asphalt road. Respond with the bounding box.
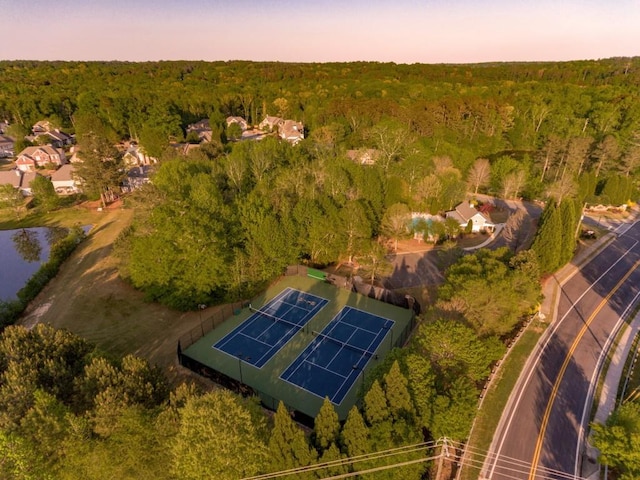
[484,221,640,480]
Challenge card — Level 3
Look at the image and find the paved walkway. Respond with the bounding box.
[462,224,504,251]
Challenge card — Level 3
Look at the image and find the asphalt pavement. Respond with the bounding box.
[484,206,640,480]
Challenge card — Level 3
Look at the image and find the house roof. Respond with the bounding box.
[21,171,40,188]
[33,120,53,132]
[280,119,303,138]
[0,169,22,188]
[187,119,211,132]
[45,130,72,142]
[260,116,283,129]
[127,165,152,179]
[455,201,479,222]
[0,134,14,145]
[18,145,62,158]
[51,164,75,182]
[226,116,248,127]
[446,201,493,225]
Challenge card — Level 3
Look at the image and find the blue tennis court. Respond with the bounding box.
[213,288,328,368]
[279,306,394,404]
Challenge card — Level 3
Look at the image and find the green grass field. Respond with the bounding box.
[14,206,215,386]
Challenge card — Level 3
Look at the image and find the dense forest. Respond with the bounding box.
[1,59,640,478]
[4,58,637,307]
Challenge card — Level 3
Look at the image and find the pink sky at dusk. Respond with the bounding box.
[1,0,639,63]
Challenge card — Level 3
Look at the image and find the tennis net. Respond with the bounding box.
[249,305,301,331]
[311,330,377,358]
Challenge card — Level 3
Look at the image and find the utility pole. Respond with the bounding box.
[575,201,587,240]
[435,437,449,480]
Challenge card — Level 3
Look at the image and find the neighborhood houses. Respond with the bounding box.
[15,145,67,172]
[0,169,43,196]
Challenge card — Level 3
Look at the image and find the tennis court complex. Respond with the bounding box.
[280,307,393,404]
[180,275,415,421]
[213,288,328,368]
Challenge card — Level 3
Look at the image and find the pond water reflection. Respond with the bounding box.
[0,226,69,302]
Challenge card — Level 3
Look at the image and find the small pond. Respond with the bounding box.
[0,226,72,302]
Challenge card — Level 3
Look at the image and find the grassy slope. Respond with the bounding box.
[16,206,215,386]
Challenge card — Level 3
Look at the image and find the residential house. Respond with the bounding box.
[40,129,74,148]
[19,171,40,196]
[0,134,14,158]
[30,121,74,148]
[278,119,304,145]
[259,116,304,145]
[259,115,283,132]
[445,201,495,233]
[0,120,9,134]
[186,119,213,143]
[122,142,156,166]
[346,149,380,166]
[15,146,66,172]
[51,164,81,194]
[0,169,42,196]
[0,169,22,189]
[226,116,249,131]
[122,165,152,193]
[32,120,54,134]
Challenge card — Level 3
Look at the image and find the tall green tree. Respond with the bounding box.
[415,318,504,385]
[313,397,340,453]
[340,406,370,458]
[0,184,24,218]
[380,203,411,252]
[383,361,413,420]
[30,175,59,212]
[531,200,563,274]
[363,380,390,426]
[268,402,317,476]
[74,130,125,208]
[591,401,640,479]
[171,391,268,480]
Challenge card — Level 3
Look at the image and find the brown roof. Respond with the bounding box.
[18,145,63,158]
[0,169,22,188]
[51,164,75,182]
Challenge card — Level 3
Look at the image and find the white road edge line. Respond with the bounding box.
[487,240,639,479]
[574,289,640,477]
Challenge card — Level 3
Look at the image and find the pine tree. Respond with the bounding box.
[171,391,268,480]
[559,199,578,264]
[383,361,414,420]
[315,443,348,478]
[363,380,389,426]
[531,200,562,274]
[268,402,317,475]
[340,406,370,458]
[404,353,437,431]
[313,397,340,453]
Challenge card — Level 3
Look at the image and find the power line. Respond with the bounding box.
[240,440,440,480]
[242,437,588,480]
[446,439,587,480]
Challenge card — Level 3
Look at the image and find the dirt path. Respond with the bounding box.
[18,207,214,386]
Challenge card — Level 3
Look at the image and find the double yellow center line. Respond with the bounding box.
[528,260,640,480]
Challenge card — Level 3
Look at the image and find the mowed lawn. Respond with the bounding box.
[16,206,213,386]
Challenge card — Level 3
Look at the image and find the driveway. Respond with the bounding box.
[383,248,444,289]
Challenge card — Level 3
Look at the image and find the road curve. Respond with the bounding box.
[483,221,640,480]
